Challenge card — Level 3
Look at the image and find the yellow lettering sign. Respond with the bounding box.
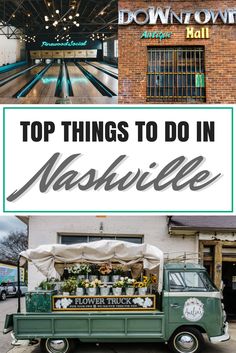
[186,27,209,39]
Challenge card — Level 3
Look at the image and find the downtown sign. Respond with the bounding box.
[119,7,236,25]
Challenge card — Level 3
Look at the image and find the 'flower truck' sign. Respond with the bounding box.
[53,295,156,311]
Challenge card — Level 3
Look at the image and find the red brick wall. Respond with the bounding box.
[118,0,236,104]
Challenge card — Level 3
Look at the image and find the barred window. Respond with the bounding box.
[147,47,205,102]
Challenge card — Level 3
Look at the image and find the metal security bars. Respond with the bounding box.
[147,47,206,102]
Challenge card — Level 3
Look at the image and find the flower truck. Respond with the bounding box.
[4,240,229,353]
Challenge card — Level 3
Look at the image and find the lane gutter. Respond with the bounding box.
[75,62,116,97]
[85,61,118,80]
[0,64,40,87]
[13,63,53,98]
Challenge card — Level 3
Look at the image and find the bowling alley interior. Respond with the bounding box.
[0,0,118,104]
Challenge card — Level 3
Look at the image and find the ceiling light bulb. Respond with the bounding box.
[76,13,79,17]
[73,21,76,24]
[45,25,49,29]
[56,10,59,14]
[63,18,66,21]
[28,13,31,17]
[48,2,51,6]
[12,14,15,18]
[72,6,75,9]
[69,15,73,20]
[63,27,66,30]
[76,23,80,27]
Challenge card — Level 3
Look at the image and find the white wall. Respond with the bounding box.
[28,216,197,290]
[0,24,25,66]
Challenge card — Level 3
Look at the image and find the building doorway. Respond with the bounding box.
[200,240,236,319]
[222,262,236,320]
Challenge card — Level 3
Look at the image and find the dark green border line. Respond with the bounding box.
[2,106,234,214]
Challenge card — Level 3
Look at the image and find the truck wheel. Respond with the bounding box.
[40,338,75,353]
[168,327,204,353]
[0,291,7,301]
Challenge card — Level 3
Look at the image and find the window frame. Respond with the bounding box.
[59,232,143,245]
[103,42,108,57]
[147,46,206,103]
[114,39,118,58]
[168,270,217,292]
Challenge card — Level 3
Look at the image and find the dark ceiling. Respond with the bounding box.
[0,0,117,39]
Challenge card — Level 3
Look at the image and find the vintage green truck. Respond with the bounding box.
[3,241,229,353]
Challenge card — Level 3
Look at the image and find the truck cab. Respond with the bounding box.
[162,263,228,353]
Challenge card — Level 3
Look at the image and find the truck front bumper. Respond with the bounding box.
[209,322,230,344]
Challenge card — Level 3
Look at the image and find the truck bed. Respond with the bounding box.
[11,310,165,341]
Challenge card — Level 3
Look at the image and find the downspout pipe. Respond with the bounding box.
[17,257,21,313]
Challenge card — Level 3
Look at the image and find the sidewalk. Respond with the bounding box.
[6,323,236,353]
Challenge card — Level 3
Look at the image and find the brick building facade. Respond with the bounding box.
[118,0,236,104]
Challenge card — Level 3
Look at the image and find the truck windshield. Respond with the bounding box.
[169,271,217,292]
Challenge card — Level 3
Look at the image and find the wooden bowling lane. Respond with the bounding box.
[67,63,103,97]
[79,62,118,95]
[0,63,31,81]
[91,62,118,75]
[0,64,45,98]
[26,64,60,98]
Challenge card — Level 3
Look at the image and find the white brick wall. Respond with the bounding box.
[0,24,25,66]
[28,216,197,290]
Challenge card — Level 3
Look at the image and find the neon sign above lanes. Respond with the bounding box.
[41,41,88,47]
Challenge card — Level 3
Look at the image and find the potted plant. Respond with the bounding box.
[68,264,91,280]
[61,278,77,296]
[111,265,125,282]
[135,275,156,295]
[137,281,148,295]
[84,279,102,296]
[76,279,85,296]
[112,279,125,295]
[89,264,99,281]
[123,277,136,295]
[99,263,112,283]
[38,279,56,291]
[100,284,111,296]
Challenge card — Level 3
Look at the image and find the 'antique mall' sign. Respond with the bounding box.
[119,7,236,25]
[53,295,156,311]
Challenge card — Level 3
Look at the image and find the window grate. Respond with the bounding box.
[147,47,206,102]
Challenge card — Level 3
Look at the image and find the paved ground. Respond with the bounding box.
[0,297,25,353]
[1,298,235,353]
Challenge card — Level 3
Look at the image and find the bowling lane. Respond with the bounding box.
[91,62,118,75]
[0,64,45,98]
[0,63,31,81]
[79,62,118,95]
[26,64,60,98]
[67,63,103,97]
